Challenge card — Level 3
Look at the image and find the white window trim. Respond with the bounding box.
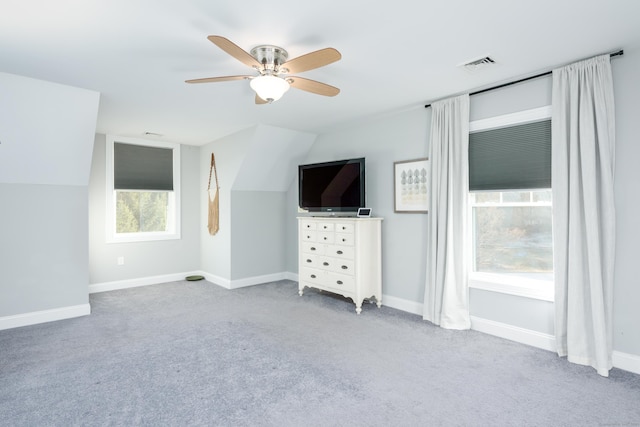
[468,106,553,301]
[469,273,554,302]
[106,135,181,243]
[469,105,552,133]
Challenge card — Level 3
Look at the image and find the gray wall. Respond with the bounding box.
[200,128,256,280]
[200,125,314,283]
[231,191,286,279]
[88,134,201,284]
[0,184,90,315]
[0,72,98,318]
[611,47,640,356]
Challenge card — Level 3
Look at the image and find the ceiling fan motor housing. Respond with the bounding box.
[250,45,289,73]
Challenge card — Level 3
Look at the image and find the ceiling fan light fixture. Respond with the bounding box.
[250,75,290,103]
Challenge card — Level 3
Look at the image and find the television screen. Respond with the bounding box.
[298,158,365,212]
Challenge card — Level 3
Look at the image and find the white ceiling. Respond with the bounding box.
[2,0,639,146]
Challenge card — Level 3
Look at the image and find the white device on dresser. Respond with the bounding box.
[356,207,372,217]
[297,216,382,314]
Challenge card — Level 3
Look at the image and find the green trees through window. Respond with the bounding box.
[116,191,168,233]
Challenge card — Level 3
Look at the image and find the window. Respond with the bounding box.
[106,136,181,243]
[468,107,553,301]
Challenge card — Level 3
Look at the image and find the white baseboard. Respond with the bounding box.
[0,303,91,331]
[470,315,556,352]
[382,294,424,316]
[199,271,231,289]
[372,301,558,353]
[90,271,297,294]
[284,272,298,282]
[201,271,295,290]
[229,272,291,289]
[89,272,199,294]
[470,316,640,374]
[612,350,640,375]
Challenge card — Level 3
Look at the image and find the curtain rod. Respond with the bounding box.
[424,50,624,108]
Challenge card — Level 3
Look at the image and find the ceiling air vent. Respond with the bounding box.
[460,56,496,72]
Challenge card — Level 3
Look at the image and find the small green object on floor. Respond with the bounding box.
[185,275,204,281]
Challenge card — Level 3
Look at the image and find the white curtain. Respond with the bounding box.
[552,55,616,377]
[423,94,471,330]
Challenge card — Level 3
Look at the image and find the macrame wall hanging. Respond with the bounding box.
[207,152,220,235]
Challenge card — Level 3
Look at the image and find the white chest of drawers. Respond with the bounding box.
[298,217,382,314]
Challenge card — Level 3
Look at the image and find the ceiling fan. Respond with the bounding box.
[186,35,341,104]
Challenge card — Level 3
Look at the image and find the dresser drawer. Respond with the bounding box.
[300,254,321,268]
[318,256,354,275]
[301,230,317,242]
[325,271,355,292]
[299,267,325,284]
[335,222,354,234]
[330,258,355,275]
[301,241,325,255]
[318,222,335,232]
[326,244,354,260]
[300,221,317,231]
[317,232,335,244]
[335,232,354,246]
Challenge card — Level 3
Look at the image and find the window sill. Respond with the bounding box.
[107,232,181,244]
[469,272,554,302]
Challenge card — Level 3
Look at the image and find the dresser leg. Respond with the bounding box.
[355,304,362,314]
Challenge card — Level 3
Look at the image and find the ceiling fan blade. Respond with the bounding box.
[288,76,340,97]
[255,95,268,105]
[185,75,251,84]
[207,35,261,69]
[282,48,341,74]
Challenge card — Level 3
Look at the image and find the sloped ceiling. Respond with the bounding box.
[0,72,100,186]
[1,1,639,146]
[231,125,316,192]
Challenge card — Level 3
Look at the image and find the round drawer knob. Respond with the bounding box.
[337,280,343,285]
[341,265,348,270]
[323,262,329,266]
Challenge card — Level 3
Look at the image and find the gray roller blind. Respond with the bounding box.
[114,142,173,191]
[469,119,551,191]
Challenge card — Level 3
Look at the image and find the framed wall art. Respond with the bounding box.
[394,158,429,213]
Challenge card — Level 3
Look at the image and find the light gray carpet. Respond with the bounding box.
[1,280,639,426]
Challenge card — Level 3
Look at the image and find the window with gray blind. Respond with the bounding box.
[114,142,174,191]
[469,119,551,191]
[106,136,181,242]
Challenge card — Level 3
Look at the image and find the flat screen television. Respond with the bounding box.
[298,157,365,213]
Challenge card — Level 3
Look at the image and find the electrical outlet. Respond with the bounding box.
[117,256,125,266]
